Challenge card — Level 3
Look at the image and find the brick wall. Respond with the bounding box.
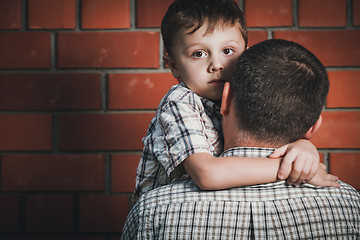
[0,0,359,238]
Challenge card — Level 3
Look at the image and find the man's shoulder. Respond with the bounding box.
[136,179,360,210]
[334,180,360,200]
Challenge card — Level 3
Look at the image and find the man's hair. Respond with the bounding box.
[231,39,329,146]
[161,0,247,56]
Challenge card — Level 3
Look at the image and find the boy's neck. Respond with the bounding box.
[212,99,222,106]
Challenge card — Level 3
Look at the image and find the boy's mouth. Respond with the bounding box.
[209,79,226,85]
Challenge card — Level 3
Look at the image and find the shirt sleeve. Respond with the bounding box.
[148,98,215,177]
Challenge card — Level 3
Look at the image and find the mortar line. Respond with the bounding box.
[130,0,136,30]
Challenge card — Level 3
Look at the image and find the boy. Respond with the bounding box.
[133,0,335,202]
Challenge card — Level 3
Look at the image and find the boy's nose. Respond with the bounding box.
[208,57,224,72]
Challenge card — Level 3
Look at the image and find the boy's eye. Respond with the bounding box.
[223,48,234,55]
[192,50,206,58]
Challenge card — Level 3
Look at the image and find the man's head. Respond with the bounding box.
[161,0,247,101]
[222,39,329,147]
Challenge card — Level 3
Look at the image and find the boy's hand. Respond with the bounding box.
[308,163,340,188]
[269,139,319,185]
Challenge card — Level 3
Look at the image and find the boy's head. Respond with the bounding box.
[230,39,329,146]
[161,0,247,57]
[161,0,247,101]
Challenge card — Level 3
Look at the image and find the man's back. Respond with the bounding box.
[123,148,360,239]
[123,179,359,239]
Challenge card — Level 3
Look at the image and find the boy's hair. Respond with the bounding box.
[161,0,247,56]
[231,39,329,146]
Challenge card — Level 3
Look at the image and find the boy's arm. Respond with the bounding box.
[183,145,340,190]
[182,153,282,190]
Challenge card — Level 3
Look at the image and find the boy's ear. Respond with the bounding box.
[163,55,180,79]
[220,82,232,116]
[303,115,322,140]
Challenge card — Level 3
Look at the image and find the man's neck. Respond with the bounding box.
[224,132,279,151]
[221,105,280,151]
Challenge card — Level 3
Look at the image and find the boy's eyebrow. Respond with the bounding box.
[224,40,243,46]
[184,40,243,51]
[183,43,203,51]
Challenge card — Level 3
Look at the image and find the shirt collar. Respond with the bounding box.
[201,97,221,114]
[220,147,275,158]
[179,81,221,116]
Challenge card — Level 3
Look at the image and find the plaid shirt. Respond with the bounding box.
[122,147,360,240]
[133,82,223,202]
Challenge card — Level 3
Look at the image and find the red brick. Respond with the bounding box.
[79,195,129,232]
[244,0,293,27]
[0,196,20,232]
[108,73,177,110]
[111,154,140,192]
[354,0,360,26]
[0,114,52,151]
[81,0,130,29]
[28,0,76,29]
[311,111,360,149]
[327,71,360,108]
[248,31,268,47]
[59,113,154,150]
[329,153,360,189]
[298,0,346,27]
[274,30,360,66]
[0,32,51,69]
[57,32,159,68]
[26,195,74,233]
[0,0,21,29]
[2,155,105,191]
[0,73,101,110]
[136,0,173,28]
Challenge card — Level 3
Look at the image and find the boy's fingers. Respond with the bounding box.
[329,180,340,188]
[304,159,319,182]
[296,160,312,183]
[278,165,291,180]
[328,174,339,182]
[269,145,288,158]
[287,157,305,184]
[305,162,317,182]
[278,160,293,180]
[326,174,340,188]
[277,150,297,179]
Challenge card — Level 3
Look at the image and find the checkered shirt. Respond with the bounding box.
[122,147,360,240]
[133,82,223,202]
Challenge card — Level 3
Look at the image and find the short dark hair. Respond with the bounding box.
[231,39,329,146]
[161,0,247,56]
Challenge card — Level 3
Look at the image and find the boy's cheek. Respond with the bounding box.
[227,55,240,65]
[230,55,241,66]
[225,62,237,73]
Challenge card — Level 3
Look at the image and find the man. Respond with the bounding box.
[122,39,360,239]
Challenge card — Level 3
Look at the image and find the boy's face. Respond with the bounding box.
[165,23,245,100]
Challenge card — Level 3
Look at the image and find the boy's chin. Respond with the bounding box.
[206,95,222,104]
[209,93,223,101]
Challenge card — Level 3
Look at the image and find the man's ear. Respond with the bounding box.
[163,55,180,79]
[220,82,232,116]
[303,115,323,140]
